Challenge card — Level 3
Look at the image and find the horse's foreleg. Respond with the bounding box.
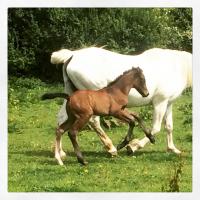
[127,100,168,153]
[89,116,117,156]
[164,103,181,154]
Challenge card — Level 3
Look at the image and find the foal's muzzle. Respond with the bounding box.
[142,91,149,97]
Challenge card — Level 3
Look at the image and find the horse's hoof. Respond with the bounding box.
[60,150,67,159]
[57,160,64,166]
[108,146,118,156]
[110,151,118,157]
[148,135,155,144]
[167,148,182,155]
[82,161,88,165]
[126,139,140,155]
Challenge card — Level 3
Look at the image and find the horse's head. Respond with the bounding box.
[131,67,149,97]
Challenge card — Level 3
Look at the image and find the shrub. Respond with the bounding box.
[178,102,192,127]
[8,8,192,81]
[139,105,153,121]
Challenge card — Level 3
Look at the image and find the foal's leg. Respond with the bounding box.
[89,116,117,156]
[117,119,135,150]
[164,103,181,154]
[129,111,155,144]
[55,121,72,165]
[117,109,155,150]
[111,109,137,150]
[68,115,91,165]
[127,99,168,153]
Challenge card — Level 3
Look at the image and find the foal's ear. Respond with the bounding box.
[132,66,140,71]
[136,66,142,72]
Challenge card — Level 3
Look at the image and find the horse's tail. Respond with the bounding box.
[41,92,69,100]
[51,49,73,64]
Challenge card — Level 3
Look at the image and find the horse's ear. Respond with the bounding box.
[132,66,141,72]
[132,66,137,70]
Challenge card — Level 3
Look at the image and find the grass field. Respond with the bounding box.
[8,77,192,192]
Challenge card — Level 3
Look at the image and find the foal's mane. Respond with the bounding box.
[106,68,133,87]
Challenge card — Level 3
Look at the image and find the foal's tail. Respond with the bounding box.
[41,93,69,100]
[51,49,73,64]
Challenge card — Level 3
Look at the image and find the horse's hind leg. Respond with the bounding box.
[55,121,71,165]
[68,115,91,165]
[89,116,117,156]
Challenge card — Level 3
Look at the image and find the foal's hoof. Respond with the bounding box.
[78,158,88,166]
[110,151,118,157]
[148,134,155,144]
[126,145,134,156]
[117,143,124,151]
[81,160,88,166]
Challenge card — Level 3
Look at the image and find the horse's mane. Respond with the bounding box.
[106,68,133,87]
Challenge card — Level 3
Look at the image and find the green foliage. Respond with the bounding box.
[8,76,63,134]
[139,105,153,121]
[183,87,192,96]
[178,103,192,127]
[162,156,184,192]
[8,8,192,80]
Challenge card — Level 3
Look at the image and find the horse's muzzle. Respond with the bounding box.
[142,92,149,97]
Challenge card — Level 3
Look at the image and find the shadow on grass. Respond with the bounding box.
[36,185,82,192]
[9,147,192,166]
[122,149,192,162]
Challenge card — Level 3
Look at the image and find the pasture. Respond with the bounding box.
[8,77,192,192]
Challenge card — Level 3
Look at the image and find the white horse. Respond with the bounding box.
[51,47,192,157]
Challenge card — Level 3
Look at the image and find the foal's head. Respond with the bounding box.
[130,67,149,97]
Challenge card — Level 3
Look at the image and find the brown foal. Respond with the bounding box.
[42,67,155,165]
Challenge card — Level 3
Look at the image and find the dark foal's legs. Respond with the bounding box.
[117,120,135,150]
[113,109,155,151]
[129,111,155,144]
[111,109,137,150]
[68,115,91,165]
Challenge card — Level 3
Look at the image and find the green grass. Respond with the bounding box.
[8,77,192,192]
